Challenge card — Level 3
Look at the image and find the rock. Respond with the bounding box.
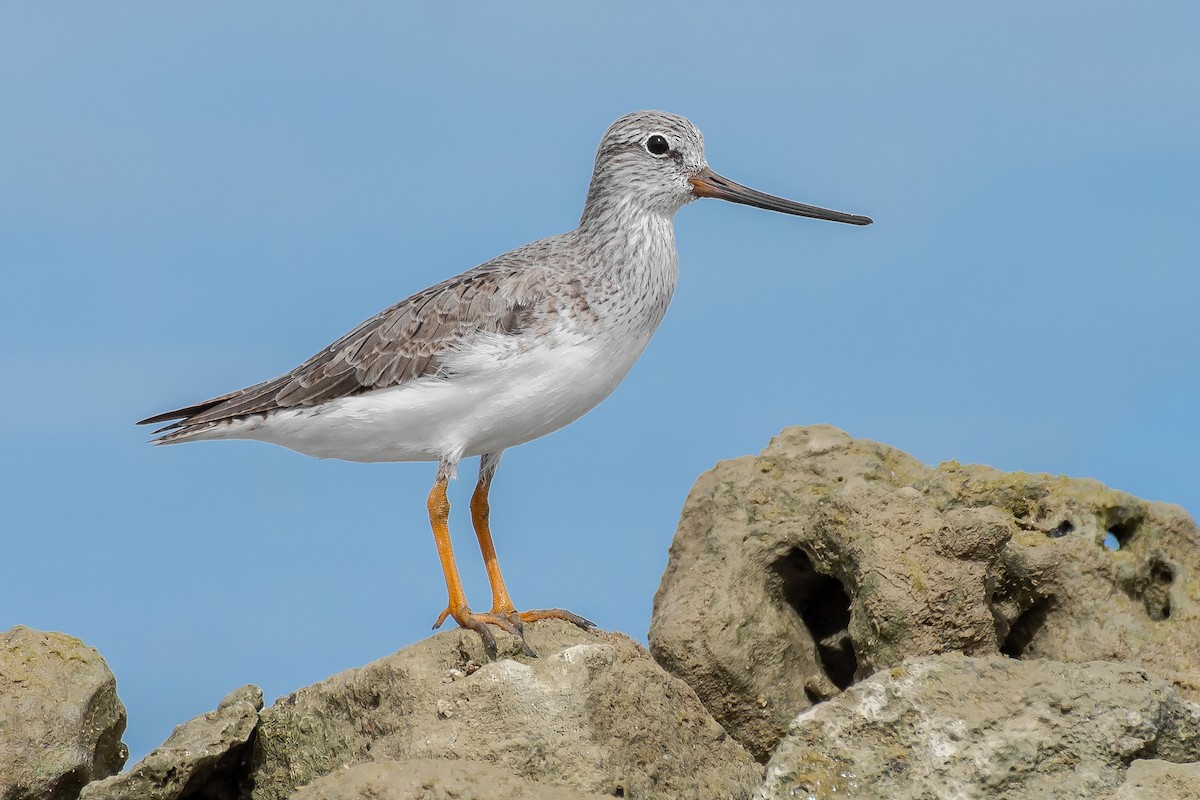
[247,621,762,800]
[649,425,1200,760]
[1114,759,1200,799]
[754,655,1200,800]
[79,684,263,800]
[287,759,613,799]
[938,456,1199,681]
[0,625,128,800]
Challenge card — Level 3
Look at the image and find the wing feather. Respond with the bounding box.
[138,256,558,438]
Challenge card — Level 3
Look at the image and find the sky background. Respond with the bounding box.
[2,3,1197,764]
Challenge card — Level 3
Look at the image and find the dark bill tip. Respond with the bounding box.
[689,168,872,226]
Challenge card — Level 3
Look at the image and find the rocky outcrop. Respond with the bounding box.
[0,626,127,800]
[288,759,613,799]
[248,621,761,800]
[754,655,1200,799]
[22,425,1195,799]
[649,425,1200,760]
[79,684,262,800]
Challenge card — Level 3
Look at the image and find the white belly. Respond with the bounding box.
[213,328,651,465]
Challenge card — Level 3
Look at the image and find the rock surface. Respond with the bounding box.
[248,621,761,800]
[79,684,263,800]
[0,625,127,800]
[288,759,613,799]
[1114,759,1200,799]
[650,425,1200,759]
[17,426,1200,799]
[754,654,1200,800]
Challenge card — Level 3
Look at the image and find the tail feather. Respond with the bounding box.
[136,387,254,443]
[136,395,234,427]
[147,422,229,445]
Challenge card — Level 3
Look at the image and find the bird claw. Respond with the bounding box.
[432,606,529,657]
[515,607,595,630]
[456,613,499,658]
[431,607,452,630]
[431,605,591,657]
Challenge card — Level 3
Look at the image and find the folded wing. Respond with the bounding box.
[139,264,545,441]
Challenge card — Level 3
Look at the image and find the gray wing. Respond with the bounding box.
[139,261,549,438]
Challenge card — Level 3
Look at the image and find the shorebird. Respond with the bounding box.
[139,110,871,653]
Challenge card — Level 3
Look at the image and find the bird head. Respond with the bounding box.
[583,110,872,226]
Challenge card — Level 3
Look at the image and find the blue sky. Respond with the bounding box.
[2,3,1197,762]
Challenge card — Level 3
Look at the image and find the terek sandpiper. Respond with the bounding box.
[139,110,872,653]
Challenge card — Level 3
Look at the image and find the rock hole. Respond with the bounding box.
[1144,559,1174,621]
[1047,520,1074,538]
[611,781,629,797]
[1117,556,1175,621]
[771,548,857,691]
[1107,517,1141,549]
[1001,596,1053,658]
[56,767,88,800]
[180,732,258,799]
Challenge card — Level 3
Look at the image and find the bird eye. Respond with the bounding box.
[645,134,670,156]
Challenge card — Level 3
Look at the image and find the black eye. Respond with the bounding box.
[646,134,670,156]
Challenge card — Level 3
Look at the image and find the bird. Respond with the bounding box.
[138,110,872,654]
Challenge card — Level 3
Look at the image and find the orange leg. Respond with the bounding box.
[467,456,594,632]
[427,476,522,654]
[471,471,517,617]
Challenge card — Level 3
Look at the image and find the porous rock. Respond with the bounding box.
[79,684,263,800]
[0,625,127,800]
[650,425,1200,759]
[754,655,1200,800]
[1113,758,1200,799]
[287,758,612,799]
[247,621,761,800]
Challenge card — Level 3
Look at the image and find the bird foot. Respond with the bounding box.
[432,606,533,657]
[431,605,593,657]
[512,607,595,630]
